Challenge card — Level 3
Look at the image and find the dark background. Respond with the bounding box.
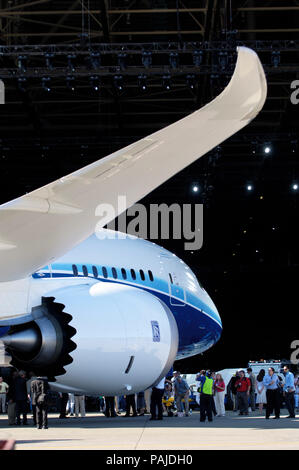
[0,0,298,372]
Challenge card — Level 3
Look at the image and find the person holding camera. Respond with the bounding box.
[234,370,251,416]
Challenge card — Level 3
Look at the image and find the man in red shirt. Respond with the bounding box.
[234,370,251,415]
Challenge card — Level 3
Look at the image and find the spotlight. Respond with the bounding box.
[17,55,27,72]
[114,75,123,92]
[41,77,51,92]
[162,74,171,91]
[218,51,228,70]
[17,77,27,92]
[66,76,75,92]
[292,183,298,191]
[251,141,257,154]
[45,53,54,70]
[67,54,76,72]
[246,184,253,191]
[193,50,203,67]
[90,52,101,70]
[291,140,298,154]
[138,74,147,92]
[141,51,152,69]
[271,51,280,68]
[117,53,127,70]
[186,74,196,90]
[90,75,100,91]
[169,52,179,69]
[263,145,271,154]
[192,183,200,193]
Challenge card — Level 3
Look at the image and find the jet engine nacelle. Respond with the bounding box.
[4,282,179,395]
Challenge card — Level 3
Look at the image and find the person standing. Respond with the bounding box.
[150,377,165,420]
[256,369,267,414]
[11,371,28,425]
[282,365,295,418]
[228,372,240,412]
[137,391,146,416]
[247,368,256,411]
[105,396,116,417]
[234,370,251,416]
[67,393,75,416]
[26,372,37,425]
[295,375,299,412]
[171,371,181,412]
[173,375,190,417]
[59,392,69,418]
[0,376,9,413]
[74,394,86,418]
[31,376,50,429]
[214,373,226,417]
[263,367,280,419]
[197,370,214,422]
[124,394,137,417]
[6,371,18,425]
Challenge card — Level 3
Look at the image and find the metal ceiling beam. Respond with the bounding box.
[0,39,298,54]
[1,0,53,12]
[0,8,208,15]
[108,8,208,14]
[237,6,299,12]
[41,0,81,44]
[239,29,299,33]
[0,10,102,16]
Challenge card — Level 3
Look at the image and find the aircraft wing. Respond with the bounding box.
[0,47,267,282]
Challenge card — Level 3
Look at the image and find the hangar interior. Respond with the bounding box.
[0,1,298,371]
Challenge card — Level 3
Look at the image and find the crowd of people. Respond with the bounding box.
[0,370,50,429]
[227,365,298,420]
[0,365,297,427]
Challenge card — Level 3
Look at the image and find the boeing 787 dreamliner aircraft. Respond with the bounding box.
[0,47,266,395]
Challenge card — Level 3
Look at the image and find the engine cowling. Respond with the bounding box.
[3,282,179,395]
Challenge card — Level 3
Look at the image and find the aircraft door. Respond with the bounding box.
[168,267,186,306]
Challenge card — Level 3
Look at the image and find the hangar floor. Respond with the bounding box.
[0,410,298,450]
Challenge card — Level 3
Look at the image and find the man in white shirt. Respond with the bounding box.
[0,377,9,413]
[150,377,165,421]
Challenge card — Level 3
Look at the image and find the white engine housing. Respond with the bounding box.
[47,282,179,395]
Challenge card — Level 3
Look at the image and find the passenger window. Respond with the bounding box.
[169,273,173,284]
[112,267,117,279]
[82,265,88,277]
[102,266,108,278]
[130,269,136,280]
[72,264,78,276]
[148,270,154,281]
[140,269,145,281]
[121,268,127,280]
[92,266,98,278]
